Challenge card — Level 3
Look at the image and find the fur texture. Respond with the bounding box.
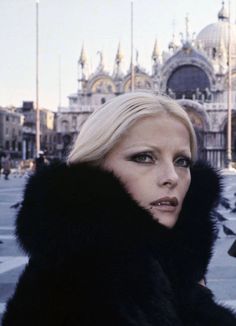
[2,161,236,326]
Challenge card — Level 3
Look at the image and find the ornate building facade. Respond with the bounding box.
[57,2,236,168]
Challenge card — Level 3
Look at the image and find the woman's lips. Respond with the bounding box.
[150,196,178,212]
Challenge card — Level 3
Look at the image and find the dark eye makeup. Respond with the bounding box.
[128,152,155,164]
[127,151,192,168]
[174,156,192,168]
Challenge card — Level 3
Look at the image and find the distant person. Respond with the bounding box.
[2,93,236,325]
[35,151,48,172]
[2,154,11,180]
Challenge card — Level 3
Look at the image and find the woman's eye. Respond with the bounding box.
[174,156,192,168]
[129,153,154,164]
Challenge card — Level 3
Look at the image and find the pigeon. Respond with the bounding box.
[223,225,236,236]
[228,240,236,257]
[214,211,227,222]
[10,201,22,209]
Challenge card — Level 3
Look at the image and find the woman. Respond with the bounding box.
[2,154,11,180]
[3,92,236,325]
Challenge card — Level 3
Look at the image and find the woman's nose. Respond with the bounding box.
[157,163,178,188]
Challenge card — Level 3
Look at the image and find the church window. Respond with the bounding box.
[167,65,210,100]
[62,120,69,133]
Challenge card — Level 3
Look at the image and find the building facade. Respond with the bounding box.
[17,102,57,159]
[0,107,24,159]
[57,3,236,167]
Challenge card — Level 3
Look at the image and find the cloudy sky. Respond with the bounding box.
[0,0,234,110]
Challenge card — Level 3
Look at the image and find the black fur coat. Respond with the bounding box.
[2,161,236,326]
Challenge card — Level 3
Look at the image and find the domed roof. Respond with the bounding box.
[196,21,236,53]
[196,2,236,56]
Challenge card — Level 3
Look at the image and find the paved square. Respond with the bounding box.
[0,172,235,324]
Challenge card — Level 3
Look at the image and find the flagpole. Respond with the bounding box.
[35,0,40,156]
[227,0,232,169]
[130,1,135,91]
[58,54,62,109]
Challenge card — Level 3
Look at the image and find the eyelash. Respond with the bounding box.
[174,156,192,168]
[129,152,154,164]
[128,152,192,168]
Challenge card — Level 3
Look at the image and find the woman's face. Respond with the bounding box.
[102,114,192,228]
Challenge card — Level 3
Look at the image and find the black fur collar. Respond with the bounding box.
[16,160,222,285]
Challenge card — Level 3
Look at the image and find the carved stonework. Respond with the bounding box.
[89,77,116,94]
[123,74,153,92]
[160,49,215,93]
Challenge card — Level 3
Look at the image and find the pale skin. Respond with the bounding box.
[102,113,192,229]
[102,113,205,286]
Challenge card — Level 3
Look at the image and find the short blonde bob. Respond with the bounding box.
[67,92,197,164]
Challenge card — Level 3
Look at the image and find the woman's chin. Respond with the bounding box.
[151,212,178,229]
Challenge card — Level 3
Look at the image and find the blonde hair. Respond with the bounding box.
[67,92,197,164]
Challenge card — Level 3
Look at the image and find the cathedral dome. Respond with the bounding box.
[196,21,236,54]
[196,3,236,59]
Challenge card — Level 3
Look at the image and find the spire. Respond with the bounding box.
[218,1,229,21]
[78,44,87,91]
[96,50,105,72]
[168,33,178,52]
[185,14,190,41]
[152,39,161,77]
[168,19,178,52]
[78,44,87,69]
[115,42,123,66]
[113,43,124,78]
[180,14,194,49]
[152,39,161,62]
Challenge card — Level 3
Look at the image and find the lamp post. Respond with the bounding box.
[227,0,232,169]
[35,0,40,157]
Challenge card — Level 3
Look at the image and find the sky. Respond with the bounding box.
[0,0,235,111]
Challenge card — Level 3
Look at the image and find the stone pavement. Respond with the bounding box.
[0,172,235,324]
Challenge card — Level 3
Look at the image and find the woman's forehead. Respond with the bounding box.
[114,115,191,152]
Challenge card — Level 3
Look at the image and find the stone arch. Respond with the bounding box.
[61,120,69,133]
[177,100,210,159]
[177,99,210,130]
[122,73,153,92]
[88,75,116,94]
[167,65,211,100]
[160,52,215,95]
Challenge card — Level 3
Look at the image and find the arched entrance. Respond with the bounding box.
[177,100,209,160]
[185,108,205,158]
[167,65,211,100]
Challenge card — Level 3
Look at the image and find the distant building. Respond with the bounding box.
[0,107,24,159]
[57,2,236,168]
[17,101,56,159]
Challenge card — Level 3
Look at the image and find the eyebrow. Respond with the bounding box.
[123,144,192,156]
